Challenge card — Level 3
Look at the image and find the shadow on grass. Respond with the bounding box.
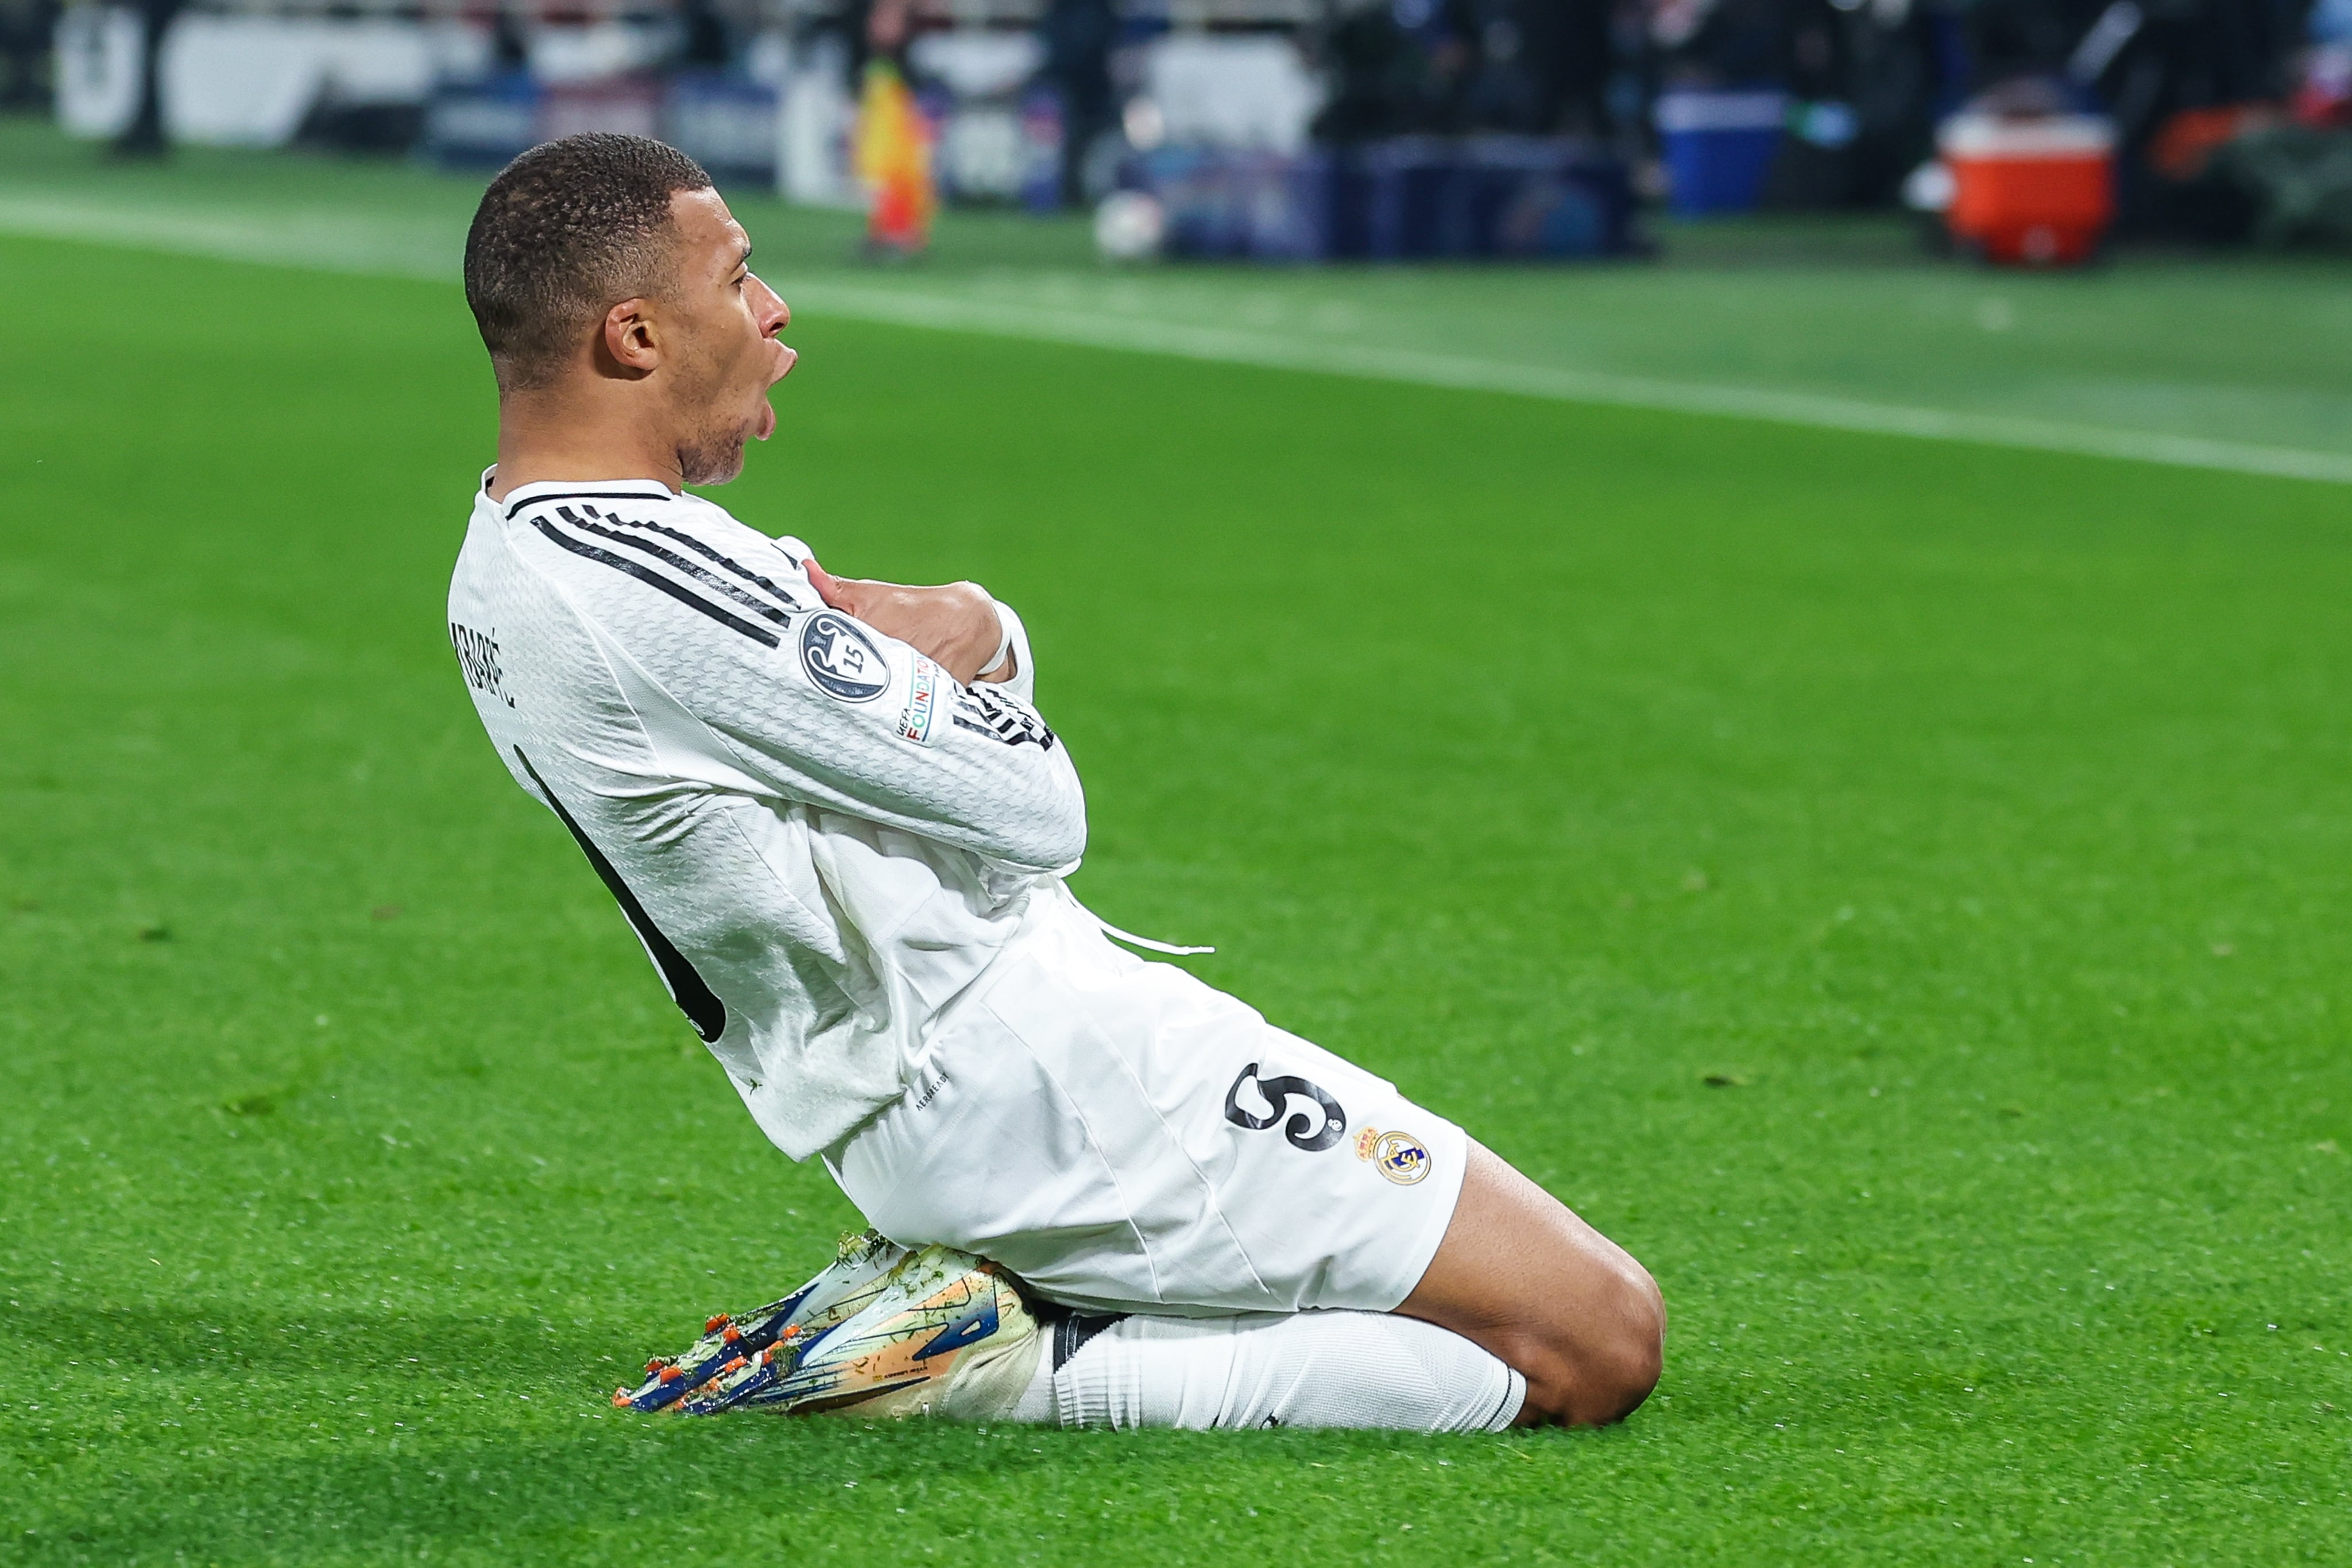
[2,1291,1686,1565]
[7,1387,1655,1567]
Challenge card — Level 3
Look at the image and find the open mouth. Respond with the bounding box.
[755,343,795,440]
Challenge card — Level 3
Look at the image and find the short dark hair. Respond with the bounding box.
[463,134,713,393]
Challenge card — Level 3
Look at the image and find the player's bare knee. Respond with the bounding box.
[1600,1266,1666,1419]
[1511,1265,1664,1427]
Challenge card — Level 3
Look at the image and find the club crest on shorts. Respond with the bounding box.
[800,611,889,703]
[1354,1127,1433,1186]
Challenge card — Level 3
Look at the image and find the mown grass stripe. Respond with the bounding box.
[798,281,2352,486]
[7,189,2350,486]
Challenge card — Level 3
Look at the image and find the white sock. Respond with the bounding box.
[1013,1310,1526,1433]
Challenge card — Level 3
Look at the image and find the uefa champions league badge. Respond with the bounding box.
[1354,1127,1433,1186]
[800,611,890,703]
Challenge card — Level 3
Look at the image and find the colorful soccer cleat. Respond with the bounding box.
[675,1244,1040,1422]
[612,1229,910,1412]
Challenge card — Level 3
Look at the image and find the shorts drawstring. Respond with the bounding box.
[1057,881,1214,955]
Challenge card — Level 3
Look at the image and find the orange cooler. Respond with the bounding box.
[1939,113,2116,265]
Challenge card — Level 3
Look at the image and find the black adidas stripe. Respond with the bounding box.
[586,509,806,615]
[556,509,792,628]
[529,518,780,648]
[953,687,1058,750]
[953,714,1057,750]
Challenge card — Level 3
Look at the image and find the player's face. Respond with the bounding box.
[663,188,795,486]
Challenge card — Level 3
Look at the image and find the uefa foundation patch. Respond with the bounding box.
[1354,1126,1433,1185]
[897,655,943,745]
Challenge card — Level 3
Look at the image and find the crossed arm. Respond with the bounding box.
[802,557,1016,687]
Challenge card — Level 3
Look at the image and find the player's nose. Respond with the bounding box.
[750,272,790,336]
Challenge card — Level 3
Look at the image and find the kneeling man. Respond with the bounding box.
[447,134,1663,1433]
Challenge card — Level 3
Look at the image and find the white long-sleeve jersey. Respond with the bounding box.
[446,476,1088,1159]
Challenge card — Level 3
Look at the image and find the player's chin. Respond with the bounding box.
[678,434,749,488]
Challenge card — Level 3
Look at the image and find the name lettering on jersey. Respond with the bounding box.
[800,611,891,703]
[450,621,514,707]
[897,655,943,745]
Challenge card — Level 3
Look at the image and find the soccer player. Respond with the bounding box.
[448,134,1663,1433]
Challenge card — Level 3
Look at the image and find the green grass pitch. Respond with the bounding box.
[5,199,2352,1564]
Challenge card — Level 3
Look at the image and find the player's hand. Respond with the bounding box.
[804,558,1013,686]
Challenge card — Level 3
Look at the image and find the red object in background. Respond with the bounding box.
[2148,103,2285,180]
[1939,113,2117,266]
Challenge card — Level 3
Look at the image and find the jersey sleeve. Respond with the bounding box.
[525,506,1086,874]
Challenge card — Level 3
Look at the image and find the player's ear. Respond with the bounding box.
[599,299,661,376]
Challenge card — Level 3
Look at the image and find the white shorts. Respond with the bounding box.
[829,903,1467,1317]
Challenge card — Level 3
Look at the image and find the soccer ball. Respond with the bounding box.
[1094,192,1166,262]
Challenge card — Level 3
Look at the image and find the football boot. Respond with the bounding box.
[613,1229,908,1412]
[676,1244,1040,1422]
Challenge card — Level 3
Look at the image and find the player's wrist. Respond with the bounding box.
[980,601,1015,681]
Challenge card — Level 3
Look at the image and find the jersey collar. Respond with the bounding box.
[493,477,680,519]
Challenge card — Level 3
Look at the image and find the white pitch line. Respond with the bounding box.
[794,281,2352,486]
[7,190,2351,487]
[0,193,458,281]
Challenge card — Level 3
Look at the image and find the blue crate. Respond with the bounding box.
[1655,88,1787,216]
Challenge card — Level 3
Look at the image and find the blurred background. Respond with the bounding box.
[10,0,2352,262]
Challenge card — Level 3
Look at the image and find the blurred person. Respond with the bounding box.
[853,0,933,255]
[1832,0,1943,207]
[1456,0,1545,130]
[1038,0,1116,208]
[1313,1,1434,141]
[1524,0,1621,136]
[0,0,59,112]
[1313,0,1468,140]
[113,0,183,157]
[1961,0,2100,88]
[1454,0,1618,134]
[680,0,732,71]
[448,134,1664,1433]
[1647,0,1787,88]
[489,5,528,72]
